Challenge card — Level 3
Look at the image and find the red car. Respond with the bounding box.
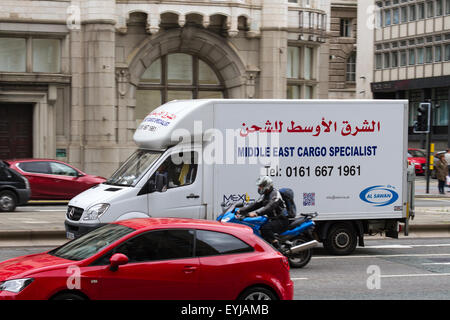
[408,148,427,175]
[0,218,293,300]
[4,159,105,200]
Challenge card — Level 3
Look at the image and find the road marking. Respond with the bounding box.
[380,273,450,278]
[291,278,308,281]
[422,262,450,265]
[313,253,450,259]
[365,244,450,249]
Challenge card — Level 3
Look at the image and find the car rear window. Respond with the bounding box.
[195,230,254,257]
[18,161,51,174]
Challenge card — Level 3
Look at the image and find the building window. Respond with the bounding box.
[409,48,415,65]
[0,37,61,74]
[436,0,443,15]
[417,47,424,64]
[287,47,300,79]
[392,51,399,67]
[32,39,61,73]
[384,52,391,68]
[427,1,434,18]
[435,45,442,62]
[445,44,450,61]
[409,4,417,21]
[287,46,316,99]
[418,2,425,19]
[287,85,300,99]
[425,46,433,63]
[376,53,383,69]
[447,0,450,14]
[0,38,26,72]
[385,10,392,26]
[435,87,449,126]
[346,52,356,82]
[340,19,351,37]
[401,6,408,22]
[393,8,400,24]
[136,53,224,127]
[304,47,313,80]
[400,50,407,66]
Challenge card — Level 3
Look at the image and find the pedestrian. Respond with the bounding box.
[435,153,448,195]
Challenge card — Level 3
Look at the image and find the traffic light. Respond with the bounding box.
[413,102,431,133]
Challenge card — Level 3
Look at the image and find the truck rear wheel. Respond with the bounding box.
[323,223,357,255]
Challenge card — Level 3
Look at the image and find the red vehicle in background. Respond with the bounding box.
[408,148,427,175]
[0,218,293,300]
[4,159,105,200]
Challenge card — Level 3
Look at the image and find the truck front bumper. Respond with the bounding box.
[64,220,105,239]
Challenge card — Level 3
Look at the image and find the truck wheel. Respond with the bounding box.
[324,223,357,255]
[0,190,17,212]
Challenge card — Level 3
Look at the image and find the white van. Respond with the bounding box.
[65,99,413,255]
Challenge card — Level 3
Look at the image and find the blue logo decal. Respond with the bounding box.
[359,185,399,207]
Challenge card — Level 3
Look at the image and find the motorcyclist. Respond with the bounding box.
[237,176,289,248]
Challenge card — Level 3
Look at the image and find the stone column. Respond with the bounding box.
[71,0,119,177]
[259,0,288,99]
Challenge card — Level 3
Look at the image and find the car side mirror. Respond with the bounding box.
[109,253,129,272]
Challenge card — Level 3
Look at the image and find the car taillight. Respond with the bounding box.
[281,256,290,271]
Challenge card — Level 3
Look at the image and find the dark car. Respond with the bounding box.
[0,161,30,211]
[5,159,106,200]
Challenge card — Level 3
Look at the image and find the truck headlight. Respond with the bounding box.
[0,278,33,293]
[83,203,110,221]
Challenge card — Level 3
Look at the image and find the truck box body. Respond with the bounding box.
[66,99,410,254]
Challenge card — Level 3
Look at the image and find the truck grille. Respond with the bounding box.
[66,206,84,221]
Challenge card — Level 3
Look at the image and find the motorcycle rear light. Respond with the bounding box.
[281,256,290,271]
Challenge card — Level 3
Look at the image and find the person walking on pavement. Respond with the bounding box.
[435,153,448,195]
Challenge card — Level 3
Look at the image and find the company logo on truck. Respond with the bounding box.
[359,185,398,207]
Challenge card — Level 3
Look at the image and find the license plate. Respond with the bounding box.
[66,232,75,240]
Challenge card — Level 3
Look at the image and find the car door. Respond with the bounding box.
[146,150,204,219]
[16,161,52,198]
[48,162,84,198]
[194,229,256,300]
[95,229,201,300]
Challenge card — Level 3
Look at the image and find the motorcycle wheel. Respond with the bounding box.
[287,238,312,268]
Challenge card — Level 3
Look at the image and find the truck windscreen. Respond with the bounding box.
[105,149,163,187]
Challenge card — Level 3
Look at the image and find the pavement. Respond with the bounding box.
[0,177,448,246]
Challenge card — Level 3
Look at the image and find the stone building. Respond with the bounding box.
[0,0,331,177]
[357,0,450,150]
[328,0,357,99]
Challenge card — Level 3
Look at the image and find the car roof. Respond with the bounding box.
[115,218,254,234]
[5,159,62,163]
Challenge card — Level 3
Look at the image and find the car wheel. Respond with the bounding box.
[323,223,357,255]
[51,292,86,301]
[0,190,17,212]
[238,287,278,300]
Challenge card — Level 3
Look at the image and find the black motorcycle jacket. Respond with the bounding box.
[239,187,286,219]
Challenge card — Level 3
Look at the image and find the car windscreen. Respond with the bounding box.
[48,224,134,261]
[105,149,163,187]
[408,149,425,158]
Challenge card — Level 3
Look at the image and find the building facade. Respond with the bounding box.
[328,0,357,99]
[0,0,331,177]
[357,0,450,150]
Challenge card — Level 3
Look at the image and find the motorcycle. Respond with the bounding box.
[217,202,319,268]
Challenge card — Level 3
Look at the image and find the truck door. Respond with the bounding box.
[146,151,205,219]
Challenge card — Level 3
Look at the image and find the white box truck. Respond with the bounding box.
[65,99,413,255]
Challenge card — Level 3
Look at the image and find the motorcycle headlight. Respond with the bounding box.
[0,278,33,293]
[83,203,110,221]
